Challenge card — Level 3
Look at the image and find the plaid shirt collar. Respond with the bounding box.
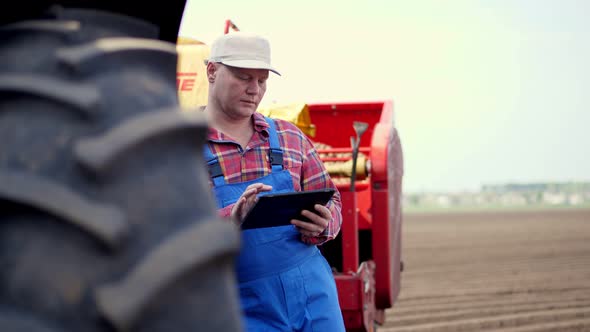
[207,112,270,142]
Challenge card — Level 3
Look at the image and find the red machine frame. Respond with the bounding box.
[308,101,403,331]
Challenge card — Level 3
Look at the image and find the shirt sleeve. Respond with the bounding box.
[298,134,343,246]
[218,204,233,219]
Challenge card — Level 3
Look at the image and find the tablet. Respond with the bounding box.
[240,188,336,230]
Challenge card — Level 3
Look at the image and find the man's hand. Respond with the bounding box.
[291,204,331,238]
[231,183,272,223]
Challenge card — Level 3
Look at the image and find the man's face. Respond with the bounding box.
[210,63,269,120]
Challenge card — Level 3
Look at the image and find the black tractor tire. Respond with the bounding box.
[0,8,242,332]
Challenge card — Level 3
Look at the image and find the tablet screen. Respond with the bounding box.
[240,188,336,230]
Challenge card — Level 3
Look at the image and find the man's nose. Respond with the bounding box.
[246,81,261,94]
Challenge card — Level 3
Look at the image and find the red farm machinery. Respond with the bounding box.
[306,101,404,331]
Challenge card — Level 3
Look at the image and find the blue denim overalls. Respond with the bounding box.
[204,117,345,331]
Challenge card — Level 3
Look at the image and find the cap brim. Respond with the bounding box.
[221,59,281,76]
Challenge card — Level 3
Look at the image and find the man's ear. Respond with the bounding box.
[207,62,217,83]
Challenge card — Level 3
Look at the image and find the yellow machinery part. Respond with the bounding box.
[176,37,210,109]
[257,103,316,138]
[323,156,368,179]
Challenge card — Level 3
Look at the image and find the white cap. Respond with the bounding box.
[206,32,280,75]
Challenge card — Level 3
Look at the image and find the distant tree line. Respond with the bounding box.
[481,182,590,194]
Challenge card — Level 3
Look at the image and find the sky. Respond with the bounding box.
[179,0,590,193]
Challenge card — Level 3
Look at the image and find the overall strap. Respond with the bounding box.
[203,144,226,187]
[265,116,284,173]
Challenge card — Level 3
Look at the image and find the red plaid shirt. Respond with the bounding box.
[206,112,342,245]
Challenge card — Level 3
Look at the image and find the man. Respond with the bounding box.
[202,31,346,331]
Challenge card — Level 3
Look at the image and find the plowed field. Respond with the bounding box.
[382,208,590,332]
